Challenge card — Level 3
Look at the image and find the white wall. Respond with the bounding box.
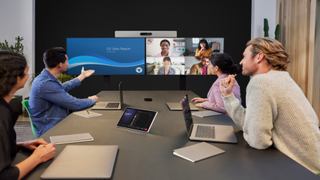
[0,0,35,99]
[251,0,277,39]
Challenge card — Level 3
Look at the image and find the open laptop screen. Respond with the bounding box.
[180,95,193,136]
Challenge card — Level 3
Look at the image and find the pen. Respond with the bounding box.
[86,110,90,114]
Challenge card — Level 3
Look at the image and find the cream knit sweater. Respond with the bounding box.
[222,70,320,174]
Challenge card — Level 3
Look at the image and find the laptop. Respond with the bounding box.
[180,94,237,143]
[41,145,118,180]
[166,102,199,111]
[92,81,123,110]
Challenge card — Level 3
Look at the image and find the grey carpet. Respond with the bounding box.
[14,121,36,142]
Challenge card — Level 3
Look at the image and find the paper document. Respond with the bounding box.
[73,110,102,118]
[173,142,225,162]
[50,133,94,144]
[192,111,222,118]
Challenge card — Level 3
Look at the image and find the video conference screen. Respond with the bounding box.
[146,37,224,75]
[67,38,145,75]
[66,37,223,75]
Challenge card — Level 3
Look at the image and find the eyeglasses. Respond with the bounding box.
[202,60,210,64]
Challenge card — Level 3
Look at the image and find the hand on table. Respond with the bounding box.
[89,95,99,102]
[22,138,48,151]
[191,97,206,103]
[195,103,204,108]
[32,143,56,163]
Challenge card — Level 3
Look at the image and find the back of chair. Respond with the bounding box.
[21,100,38,138]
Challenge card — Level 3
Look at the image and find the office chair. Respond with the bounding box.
[21,100,38,138]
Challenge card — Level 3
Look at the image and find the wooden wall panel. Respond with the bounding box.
[312,0,320,123]
[277,0,320,125]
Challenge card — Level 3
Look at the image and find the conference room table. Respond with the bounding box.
[14,91,319,180]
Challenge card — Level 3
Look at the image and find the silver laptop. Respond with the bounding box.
[166,102,199,111]
[40,145,118,180]
[180,94,237,143]
[92,82,123,110]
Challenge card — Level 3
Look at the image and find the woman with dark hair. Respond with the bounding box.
[195,39,212,57]
[0,51,56,180]
[157,57,176,75]
[192,53,242,114]
[155,39,174,57]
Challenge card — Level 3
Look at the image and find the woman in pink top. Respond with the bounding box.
[155,39,174,57]
[191,53,242,113]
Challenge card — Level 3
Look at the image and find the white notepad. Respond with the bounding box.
[192,111,222,118]
[73,110,102,118]
[50,133,94,145]
[173,142,225,162]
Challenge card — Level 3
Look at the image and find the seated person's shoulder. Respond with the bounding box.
[33,74,51,84]
[249,73,279,91]
[0,106,13,128]
[251,73,270,82]
[171,68,176,74]
[0,106,10,118]
[191,63,199,68]
[36,78,62,92]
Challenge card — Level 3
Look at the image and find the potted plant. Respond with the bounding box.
[29,73,75,87]
[0,36,24,55]
[263,18,280,41]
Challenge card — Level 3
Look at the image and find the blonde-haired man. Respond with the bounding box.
[220,37,320,174]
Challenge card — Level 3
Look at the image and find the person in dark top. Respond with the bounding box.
[0,51,56,180]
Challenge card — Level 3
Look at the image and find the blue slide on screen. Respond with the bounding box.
[67,38,145,75]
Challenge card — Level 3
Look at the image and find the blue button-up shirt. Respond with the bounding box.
[29,69,96,137]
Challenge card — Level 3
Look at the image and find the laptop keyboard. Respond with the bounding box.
[106,103,119,108]
[195,125,215,138]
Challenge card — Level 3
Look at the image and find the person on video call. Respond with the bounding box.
[220,37,320,174]
[192,53,241,114]
[0,51,56,180]
[155,39,174,57]
[195,39,212,59]
[157,57,176,75]
[29,47,99,137]
[189,56,213,75]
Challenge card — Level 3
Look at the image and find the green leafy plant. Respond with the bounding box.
[264,19,269,37]
[57,73,75,83]
[29,73,75,87]
[274,24,280,41]
[0,36,24,55]
[263,18,280,41]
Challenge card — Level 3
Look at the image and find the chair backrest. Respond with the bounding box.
[21,100,38,138]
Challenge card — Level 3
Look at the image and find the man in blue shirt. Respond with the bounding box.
[29,47,98,137]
